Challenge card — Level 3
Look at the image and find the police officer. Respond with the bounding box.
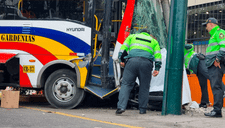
[202,17,225,117]
[116,29,162,115]
[184,44,210,108]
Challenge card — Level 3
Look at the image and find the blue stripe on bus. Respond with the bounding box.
[0,26,91,54]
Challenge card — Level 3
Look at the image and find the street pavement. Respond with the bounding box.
[0,99,225,128]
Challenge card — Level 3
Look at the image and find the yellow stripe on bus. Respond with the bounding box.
[0,34,78,60]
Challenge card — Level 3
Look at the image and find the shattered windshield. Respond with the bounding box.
[132,0,167,48]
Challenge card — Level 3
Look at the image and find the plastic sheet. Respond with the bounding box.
[136,48,192,105]
[150,48,192,105]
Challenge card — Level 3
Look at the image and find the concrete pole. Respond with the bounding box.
[162,0,188,115]
[161,0,170,33]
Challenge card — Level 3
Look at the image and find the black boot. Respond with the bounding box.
[115,109,125,114]
[204,110,222,117]
[139,108,146,114]
[199,103,207,108]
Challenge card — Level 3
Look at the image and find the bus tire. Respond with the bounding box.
[44,69,85,109]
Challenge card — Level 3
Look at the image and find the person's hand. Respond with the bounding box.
[152,70,159,77]
[120,62,125,67]
[214,60,221,69]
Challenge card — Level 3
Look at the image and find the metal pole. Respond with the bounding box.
[101,0,112,88]
[162,0,188,115]
[85,0,96,86]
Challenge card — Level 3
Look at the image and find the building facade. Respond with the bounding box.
[187,0,224,54]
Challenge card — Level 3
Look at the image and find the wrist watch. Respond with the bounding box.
[216,58,220,63]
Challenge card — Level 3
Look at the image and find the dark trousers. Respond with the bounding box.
[117,57,153,110]
[196,60,225,105]
[208,63,225,112]
[196,60,210,104]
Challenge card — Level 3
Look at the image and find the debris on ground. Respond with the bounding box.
[183,101,213,116]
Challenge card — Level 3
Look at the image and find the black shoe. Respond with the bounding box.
[204,111,222,117]
[199,103,207,108]
[139,110,146,114]
[115,109,125,114]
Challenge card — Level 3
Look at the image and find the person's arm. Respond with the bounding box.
[153,40,162,76]
[213,31,225,68]
[119,51,128,67]
[215,32,225,62]
[118,35,132,66]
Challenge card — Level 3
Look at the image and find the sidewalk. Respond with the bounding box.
[109,106,225,128]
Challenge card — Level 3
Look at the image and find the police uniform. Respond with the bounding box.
[116,30,162,114]
[184,44,210,107]
[203,18,225,117]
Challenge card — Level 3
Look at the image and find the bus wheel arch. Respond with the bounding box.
[37,60,81,89]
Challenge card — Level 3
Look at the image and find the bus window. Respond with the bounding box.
[0,7,4,19]
[19,0,85,21]
[0,6,27,20]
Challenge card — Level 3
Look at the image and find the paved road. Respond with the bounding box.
[1,95,225,128]
[0,107,132,128]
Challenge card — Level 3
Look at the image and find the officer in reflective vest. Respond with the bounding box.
[202,17,225,117]
[184,44,210,108]
[115,29,162,115]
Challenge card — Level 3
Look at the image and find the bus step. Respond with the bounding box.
[92,56,114,76]
[90,75,101,85]
[92,65,101,75]
[84,85,119,99]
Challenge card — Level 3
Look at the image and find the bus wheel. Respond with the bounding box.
[44,69,85,109]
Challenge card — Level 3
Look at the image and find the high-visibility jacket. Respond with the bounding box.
[184,44,199,73]
[206,25,225,67]
[118,32,162,71]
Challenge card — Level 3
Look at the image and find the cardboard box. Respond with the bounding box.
[1,90,20,108]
